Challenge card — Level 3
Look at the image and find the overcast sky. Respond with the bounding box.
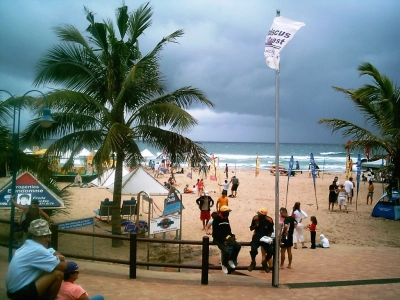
[1,0,399,144]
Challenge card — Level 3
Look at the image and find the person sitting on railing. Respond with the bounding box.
[211,205,241,274]
[57,261,104,300]
[6,219,67,300]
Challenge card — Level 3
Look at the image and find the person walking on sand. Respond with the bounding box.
[212,205,241,274]
[196,191,214,230]
[289,202,308,249]
[337,184,348,212]
[344,177,354,206]
[247,208,274,273]
[216,190,229,212]
[367,180,374,204]
[279,207,297,269]
[328,180,338,210]
[224,164,229,179]
[230,176,239,198]
[307,216,318,249]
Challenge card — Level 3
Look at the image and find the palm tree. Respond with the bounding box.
[22,3,214,246]
[318,62,400,193]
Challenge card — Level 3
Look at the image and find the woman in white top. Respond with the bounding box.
[290,202,308,249]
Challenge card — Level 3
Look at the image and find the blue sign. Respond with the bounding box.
[163,192,184,216]
[58,217,94,229]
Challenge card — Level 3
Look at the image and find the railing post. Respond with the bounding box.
[201,236,209,285]
[129,232,137,279]
[50,223,59,251]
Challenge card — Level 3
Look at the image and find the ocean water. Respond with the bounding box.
[39,140,358,172]
[136,141,357,173]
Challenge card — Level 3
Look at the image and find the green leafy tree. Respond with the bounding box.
[22,3,214,246]
[319,62,400,193]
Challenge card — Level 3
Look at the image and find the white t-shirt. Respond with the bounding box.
[221,182,229,190]
[344,180,354,194]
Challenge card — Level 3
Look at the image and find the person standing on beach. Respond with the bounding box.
[247,208,274,273]
[216,190,229,212]
[337,184,348,212]
[307,216,318,249]
[212,205,241,274]
[295,161,302,174]
[196,191,214,230]
[344,177,354,206]
[230,176,239,197]
[218,179,230,194]
[366,180,374,204]
[289,202,308,249]
[224,164,229,179]
[329,180,338,210]
[279,207,297,269]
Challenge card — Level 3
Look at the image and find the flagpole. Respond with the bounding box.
[272,8,281,288]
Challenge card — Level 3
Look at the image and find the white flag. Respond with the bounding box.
[264,16,305,70]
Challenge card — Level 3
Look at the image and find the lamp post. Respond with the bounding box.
[0,89,55,262]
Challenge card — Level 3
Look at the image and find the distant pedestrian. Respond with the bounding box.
[230,176,239,198]
[289,202,308,249]
[295,161,302,174]
[307,216,318,249]
[328,180,338,210]
[196,191,214,230]
[218,179,230,194]
[216,190,229,212]
[224,164,229,179]
[344,177,354,206]
[367,180,374,205]
[337,184,348,212]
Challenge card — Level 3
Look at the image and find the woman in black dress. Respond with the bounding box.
[328,180,338,210]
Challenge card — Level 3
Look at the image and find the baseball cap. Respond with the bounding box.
[220,205,232,212]
[257,208,268,215]
[65,261,84,274]
[28,219,51,236]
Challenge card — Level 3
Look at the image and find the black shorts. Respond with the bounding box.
[280,237,293,248]
[7,281,39,300]
[231,184,238,191]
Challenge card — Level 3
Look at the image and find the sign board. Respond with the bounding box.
[0,172,64,209]
[163,192,184,216]
[58,217,94,230]
[149,214,180,235]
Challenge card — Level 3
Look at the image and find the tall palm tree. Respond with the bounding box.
[318,62,400,193]
[22,3,214,246]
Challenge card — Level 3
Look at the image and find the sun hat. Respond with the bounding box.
[28,219,51,236]
[65,261,84,274]
[220,205,232,212]
[257,208,268,215]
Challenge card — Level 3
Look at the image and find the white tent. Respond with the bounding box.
[23,148,32,154]
[107,167,169,195]
[77,148,91,157]
[141,149,154,158]
[90,168,130,188]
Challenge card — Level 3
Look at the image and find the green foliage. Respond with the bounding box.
[318,62,400,191]
[23,3,214,246]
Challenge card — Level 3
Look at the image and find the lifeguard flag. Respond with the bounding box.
[264,16,305,70]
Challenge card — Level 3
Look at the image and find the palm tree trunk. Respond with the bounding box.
[111,152,124,247]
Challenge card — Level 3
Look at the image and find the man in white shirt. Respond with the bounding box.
[344,177,354,206]
[154,162,160,177]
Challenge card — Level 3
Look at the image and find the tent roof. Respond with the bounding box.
[141,149,154,158]
[107,167,169,195]
[90,168,130,188]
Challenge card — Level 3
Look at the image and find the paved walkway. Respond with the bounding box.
[1,244,400,299]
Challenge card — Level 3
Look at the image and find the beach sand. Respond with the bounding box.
[1,168,399,264]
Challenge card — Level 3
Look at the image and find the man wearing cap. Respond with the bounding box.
[6,219,67,300]
[211,205,241,274]
[248,208,274,273]
[196,191,214,230]
[58,261,104,300]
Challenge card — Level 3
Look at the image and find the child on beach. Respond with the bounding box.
[307,216,317,249]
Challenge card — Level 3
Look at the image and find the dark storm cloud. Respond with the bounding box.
[1,0,399,143]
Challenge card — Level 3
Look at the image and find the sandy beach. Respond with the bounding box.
[1,168,399,263]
